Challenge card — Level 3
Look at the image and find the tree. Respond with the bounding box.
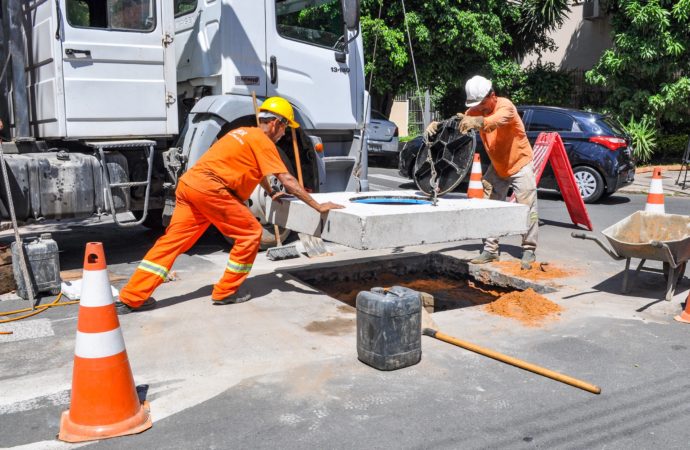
[361,0,571,116]
[586,0,690,131]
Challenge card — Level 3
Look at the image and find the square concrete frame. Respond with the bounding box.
[266,191,528,250]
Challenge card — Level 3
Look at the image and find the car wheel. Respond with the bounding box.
[573,166,605,203]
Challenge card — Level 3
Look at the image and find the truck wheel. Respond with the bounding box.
[221,226,291,251]
[133,208,165,229]
[573,166,604,203]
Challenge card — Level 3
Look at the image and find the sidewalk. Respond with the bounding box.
[618,168,690,197]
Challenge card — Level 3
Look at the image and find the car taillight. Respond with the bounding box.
[394,127,399,137]
[589,136,627,151]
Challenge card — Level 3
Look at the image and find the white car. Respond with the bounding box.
[367,110,399,157]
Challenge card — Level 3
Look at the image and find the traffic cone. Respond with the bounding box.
[58,242,152,443]
[674,292,690,324]
[467,153,484,199]
[644,167,665,213]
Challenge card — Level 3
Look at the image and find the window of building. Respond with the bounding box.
[529,110,575,132]
[276,0,345,50]
[66,0,155,32]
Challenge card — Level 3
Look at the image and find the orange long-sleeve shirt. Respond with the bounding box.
[466,97,532,178]
[180,127,288,201]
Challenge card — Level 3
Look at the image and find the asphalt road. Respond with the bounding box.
[1,160,690,450]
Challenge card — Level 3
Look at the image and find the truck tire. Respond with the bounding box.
[222,222,291,251]
[216,133,295,250]
[254,147,296,250]
[133,208,165,230]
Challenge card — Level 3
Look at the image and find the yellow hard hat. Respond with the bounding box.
[259,96,300,128]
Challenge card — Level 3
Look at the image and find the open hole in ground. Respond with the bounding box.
[287,253,556,313]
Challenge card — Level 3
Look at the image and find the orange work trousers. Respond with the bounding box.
[119,181,262,307]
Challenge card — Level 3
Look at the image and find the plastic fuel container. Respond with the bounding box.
[356,285,422,371]
[12,233,61,299]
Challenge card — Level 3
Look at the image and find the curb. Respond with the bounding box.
[636,165,684,174]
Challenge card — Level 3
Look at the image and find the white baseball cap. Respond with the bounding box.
[465,75,493,107]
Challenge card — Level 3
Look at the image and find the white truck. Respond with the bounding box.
[0,0,368,247]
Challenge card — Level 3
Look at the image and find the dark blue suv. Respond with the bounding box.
[398,106,636,203]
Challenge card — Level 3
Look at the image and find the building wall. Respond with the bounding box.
[522,3,613,71]
[389,100,409,137]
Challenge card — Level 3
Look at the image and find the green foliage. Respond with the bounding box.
[622,115,657,163]
[586,0,690,131]
[361,0,572,114]
[511,63,573,105]
[67,0,90,26]
[656,134,689,159]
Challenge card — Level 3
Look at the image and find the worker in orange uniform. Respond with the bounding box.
[427,75,538,269]
[116,97,344,314]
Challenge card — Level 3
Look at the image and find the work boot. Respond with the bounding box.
[521,250,536,270]
[115,298,157,315]
[470,251,499,264]
[212,289,252,305]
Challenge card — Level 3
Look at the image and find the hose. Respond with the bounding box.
[0,293,79,324]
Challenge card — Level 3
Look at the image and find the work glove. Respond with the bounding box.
[459,115,484,134]
[455,112,465,121]
[423,121,440,140]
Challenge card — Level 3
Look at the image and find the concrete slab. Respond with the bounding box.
[266,191,528,250]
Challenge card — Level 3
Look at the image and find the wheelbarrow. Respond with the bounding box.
[572,211,690,301]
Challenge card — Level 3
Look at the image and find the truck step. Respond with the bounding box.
[322,156,356,170]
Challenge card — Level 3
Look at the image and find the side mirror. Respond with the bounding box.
[342,0,360,31]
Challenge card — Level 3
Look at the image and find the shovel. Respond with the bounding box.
[420,305,600,395]
[252,91,300,261]
[290,126,332,258]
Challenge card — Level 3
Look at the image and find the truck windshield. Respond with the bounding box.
[276,0,345,51]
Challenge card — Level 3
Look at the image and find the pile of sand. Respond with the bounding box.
[491,261,575,282]
[485,288,562,327]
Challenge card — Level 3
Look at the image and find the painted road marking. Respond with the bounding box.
[368,183,389,191]
[369,173,410,184]
[0,318,54,343]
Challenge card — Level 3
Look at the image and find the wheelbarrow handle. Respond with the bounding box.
[570,232,624,260]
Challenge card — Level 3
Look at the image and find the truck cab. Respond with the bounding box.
[1,0,366,242]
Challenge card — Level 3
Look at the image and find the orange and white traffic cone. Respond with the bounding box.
[58,242,152,443]
[674,292,690,324]
[644,167,665,214]
[467,153,483,199]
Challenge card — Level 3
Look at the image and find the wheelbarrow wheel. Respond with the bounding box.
[663,262,687,285]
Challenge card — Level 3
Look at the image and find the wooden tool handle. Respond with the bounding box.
[424,329,601,395]
[251,91,260,126]
[291,127,303,187]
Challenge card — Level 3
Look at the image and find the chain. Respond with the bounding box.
[422,130,439,206]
